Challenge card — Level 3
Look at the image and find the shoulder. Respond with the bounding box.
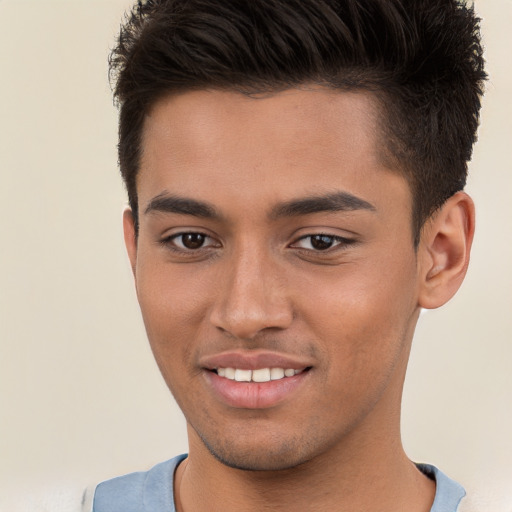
[417,463,466,512]
[91,454,187,512]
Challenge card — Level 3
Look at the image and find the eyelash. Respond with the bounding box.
[291,234,356,252]
[160,232,356,254]
[160,232,218,252]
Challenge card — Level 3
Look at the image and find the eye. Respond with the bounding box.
[165,232,219,251]
[292,234,354,251]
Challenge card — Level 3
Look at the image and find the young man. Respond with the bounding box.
[93,0,486,510]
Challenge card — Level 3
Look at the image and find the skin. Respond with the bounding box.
[123,88,474,511]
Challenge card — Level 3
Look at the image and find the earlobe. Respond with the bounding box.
[122,207,138,277]
[417,192,475,309]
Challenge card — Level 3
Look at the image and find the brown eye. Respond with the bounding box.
[292,233,355,252]
[180,233,206,249]
[161,231,220,255]
[310,235,336,250]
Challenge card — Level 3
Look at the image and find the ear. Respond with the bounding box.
[417,192,475,309]
[123,207,138,277]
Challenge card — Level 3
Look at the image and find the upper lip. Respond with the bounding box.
[199,350,313,371]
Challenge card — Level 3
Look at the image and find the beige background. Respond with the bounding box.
[0,1,510,510]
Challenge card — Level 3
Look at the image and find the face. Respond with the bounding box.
[126,88,422,471]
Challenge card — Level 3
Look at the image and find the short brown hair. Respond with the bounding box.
[109,0,486,244]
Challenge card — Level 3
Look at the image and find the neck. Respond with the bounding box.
[175,421,434,512]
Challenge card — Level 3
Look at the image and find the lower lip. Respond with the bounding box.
[204,370,309,409]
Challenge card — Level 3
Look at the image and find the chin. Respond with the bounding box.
[196,428,319,472]
[209,447,312,472]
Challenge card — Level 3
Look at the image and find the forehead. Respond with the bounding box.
[142,87,382,162]
[138,87,408,217]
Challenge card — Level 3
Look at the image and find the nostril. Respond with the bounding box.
[209,303,294,340]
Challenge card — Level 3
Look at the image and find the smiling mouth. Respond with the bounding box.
[213,367,309,383]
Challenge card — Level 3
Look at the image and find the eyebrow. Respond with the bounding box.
[144,193,220,219]
[270,191,376,219]
[144,190,375,221]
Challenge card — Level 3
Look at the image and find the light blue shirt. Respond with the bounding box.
[93,455,465,512]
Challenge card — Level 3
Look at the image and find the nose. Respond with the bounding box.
[209,245,293,340]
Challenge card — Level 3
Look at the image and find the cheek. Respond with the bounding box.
[296,253,418,376]
[135,260,211,375]
[295,270,416,424]
[137,251,209,324]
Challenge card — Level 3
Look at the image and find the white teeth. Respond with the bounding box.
[216,367,304,382]
[252,368,271,382]
[224,367,236,380]
[234,369,252,382]
[270,368,285,380]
